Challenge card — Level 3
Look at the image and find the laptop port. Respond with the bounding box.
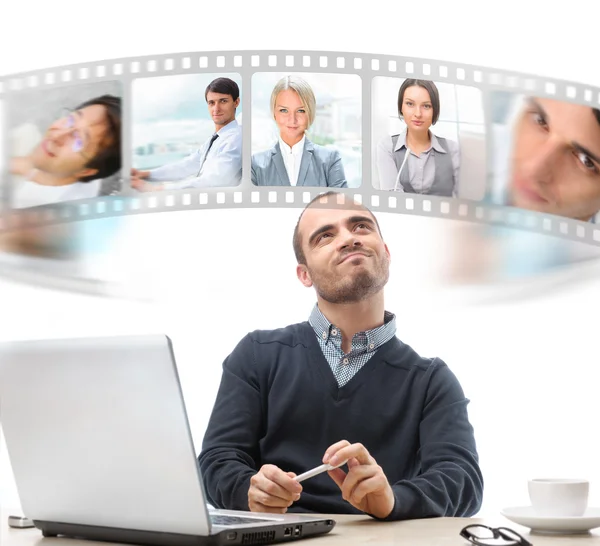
[284,527,292,537]
[294,526,301,536]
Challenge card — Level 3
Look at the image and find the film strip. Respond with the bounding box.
[1,49,600,247]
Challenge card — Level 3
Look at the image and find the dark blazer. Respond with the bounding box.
[251,138,348,187]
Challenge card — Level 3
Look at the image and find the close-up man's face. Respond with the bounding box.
[30,104,112,179]
[206,91,238,127]
[510,97,600,221]
[296,198,390,304]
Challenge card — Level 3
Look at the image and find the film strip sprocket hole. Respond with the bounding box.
[1,49,600,248]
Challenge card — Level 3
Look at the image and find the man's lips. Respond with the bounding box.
[338,252,369,264]
[512,175,550,204]
[41,140,56,157]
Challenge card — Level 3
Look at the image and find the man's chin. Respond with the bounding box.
[29,150,43,166]
[318,276,382,304]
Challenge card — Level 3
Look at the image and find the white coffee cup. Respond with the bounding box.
[528,479,589,517]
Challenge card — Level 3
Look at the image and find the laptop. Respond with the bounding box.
[0,334,336,545]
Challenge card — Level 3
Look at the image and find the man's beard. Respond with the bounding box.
[308,258,389,304]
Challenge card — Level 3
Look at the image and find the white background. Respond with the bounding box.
[1,0,600,523]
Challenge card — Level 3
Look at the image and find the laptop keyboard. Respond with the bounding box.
[210,514,274,526]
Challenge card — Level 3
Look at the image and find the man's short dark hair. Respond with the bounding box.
[205,77,240,102]
[594,108,600,126]
[397,78,441,125]
[292,191,384,265]
[73,94,122,183]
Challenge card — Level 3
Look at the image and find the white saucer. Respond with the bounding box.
[501,506,600,535]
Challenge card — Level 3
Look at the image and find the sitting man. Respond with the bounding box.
[9,94,122,209]
[131,77,242,191]
[198,191,483,520]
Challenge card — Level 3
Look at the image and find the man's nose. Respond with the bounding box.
[519,137,563,185]
[48,126,73,145]
[339,231,362,250]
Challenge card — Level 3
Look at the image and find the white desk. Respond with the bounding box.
[3,513,600,546]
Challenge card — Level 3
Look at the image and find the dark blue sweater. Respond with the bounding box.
[198,321,483,520]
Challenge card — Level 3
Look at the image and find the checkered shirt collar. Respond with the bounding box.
[308,303,396,348]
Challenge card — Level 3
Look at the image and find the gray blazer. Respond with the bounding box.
[251,138,348,187]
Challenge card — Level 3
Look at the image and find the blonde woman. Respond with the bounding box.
[251,75,347,187]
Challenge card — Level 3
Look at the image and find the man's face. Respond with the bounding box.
[296,198,390,304]
[29,104,111,179]
[206,91,239,128]
[510,97,600,221]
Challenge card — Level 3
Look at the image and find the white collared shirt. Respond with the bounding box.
[146,119,242,189]
[12,178,101,208]
[278,135,305,186]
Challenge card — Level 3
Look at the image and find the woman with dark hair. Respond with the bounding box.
[376,79,459,196]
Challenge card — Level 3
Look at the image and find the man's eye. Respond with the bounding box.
[575,151,599,174]
[531,111,549,130]
[73,133,84,152]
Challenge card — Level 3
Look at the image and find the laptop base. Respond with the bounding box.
[33,518,336,546]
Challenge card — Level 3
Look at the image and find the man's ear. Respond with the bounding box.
[74,167,99,180]
[296,263,313,288]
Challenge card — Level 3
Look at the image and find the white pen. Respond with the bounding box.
[294,459,348,483]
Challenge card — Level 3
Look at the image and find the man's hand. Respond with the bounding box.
[131,177,164,192]
[248,464,303,514]
[10,157,32,177]
[323,440,395,519]
[9,158,55,186]
[130,168,150,179]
